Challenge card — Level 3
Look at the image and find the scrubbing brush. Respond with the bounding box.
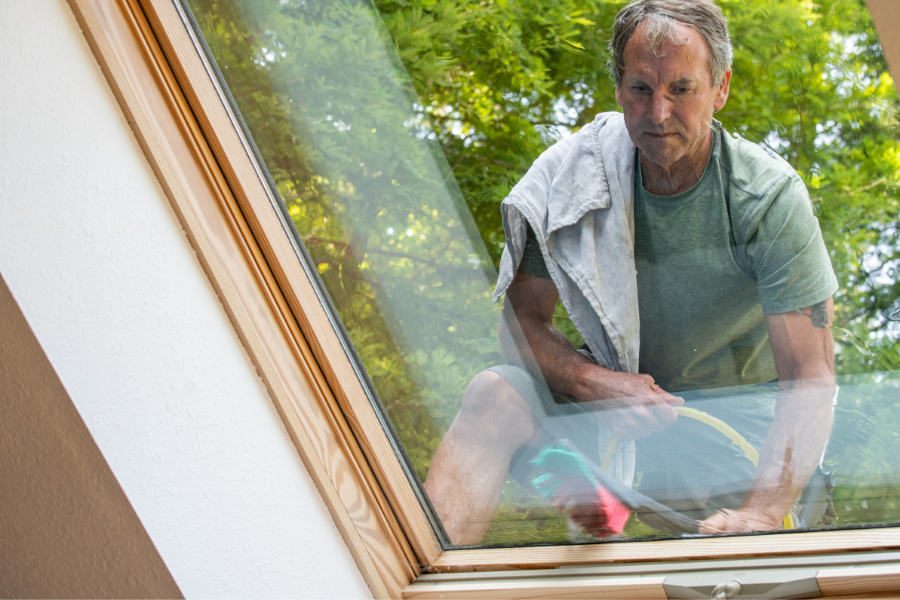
[531,441,630,537]
[530,439,700,537]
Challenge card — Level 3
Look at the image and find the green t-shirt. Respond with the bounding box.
[519,126,837,392]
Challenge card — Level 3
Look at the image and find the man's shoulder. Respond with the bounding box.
[717,126,818,250]
[718,126,802,200]
[504,112,632,232]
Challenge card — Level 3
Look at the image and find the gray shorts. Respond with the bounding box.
[487,364,777,521]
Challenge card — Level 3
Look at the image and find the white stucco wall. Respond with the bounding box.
[0,0,371,597]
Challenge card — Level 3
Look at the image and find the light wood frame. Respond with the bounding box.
[66,0,900,597]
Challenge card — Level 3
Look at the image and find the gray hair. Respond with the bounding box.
[608,0,733,87]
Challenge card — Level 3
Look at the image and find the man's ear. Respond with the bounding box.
[615,84,623,108]
[714,69,732,111]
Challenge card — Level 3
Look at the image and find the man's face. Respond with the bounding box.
[615,21,731,170]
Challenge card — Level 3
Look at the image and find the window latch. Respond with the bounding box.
[711,580,742,599]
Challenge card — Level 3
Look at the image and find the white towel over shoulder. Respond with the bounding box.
[494,112,640,375]
[494,112,641,486]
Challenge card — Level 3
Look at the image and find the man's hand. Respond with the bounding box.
[699,439,795,533]
[503,271,683,439]
[698,507,782,534]
[579,369,684,439]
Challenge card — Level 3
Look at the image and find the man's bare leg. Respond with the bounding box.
[423,370,545,545]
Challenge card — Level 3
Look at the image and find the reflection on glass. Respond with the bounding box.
[184,0,900,548]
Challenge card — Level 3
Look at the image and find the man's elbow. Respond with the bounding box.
[779,363,835,387]
[777,362,837,419]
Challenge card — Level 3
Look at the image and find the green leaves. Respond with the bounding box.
[378,0,900,374]
[374,0,626,262]
[190,0,900,545]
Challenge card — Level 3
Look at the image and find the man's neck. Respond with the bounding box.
[640,129,714,196]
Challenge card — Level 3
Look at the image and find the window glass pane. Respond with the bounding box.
[183,0,900,548]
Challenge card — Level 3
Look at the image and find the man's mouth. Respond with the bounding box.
[645,132,677,138]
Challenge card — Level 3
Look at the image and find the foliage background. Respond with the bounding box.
[187,0,900,546]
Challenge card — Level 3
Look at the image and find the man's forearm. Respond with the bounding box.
[741,379,835,524]
[499,303,602,398]
[740,301,837,526]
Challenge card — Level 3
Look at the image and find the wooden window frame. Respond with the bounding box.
[67,0,900,597]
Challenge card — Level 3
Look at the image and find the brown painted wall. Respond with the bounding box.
[0,273,182,599]
[867,0,900,86]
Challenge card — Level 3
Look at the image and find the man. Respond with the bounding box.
[424,0,837,545]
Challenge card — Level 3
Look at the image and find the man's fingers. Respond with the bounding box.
[627,404,668,435]
[649,387,683,426]
[638,392,680,428]
[663,393,685,406]
[655,403,679,427]
[698,512,727,534]
[654,386,685,406]
[698,508,780,534]
[593,377,685,437]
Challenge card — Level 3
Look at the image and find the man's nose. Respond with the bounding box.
[648,93,672,124]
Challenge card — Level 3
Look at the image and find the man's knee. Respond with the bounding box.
[456,370,539,435]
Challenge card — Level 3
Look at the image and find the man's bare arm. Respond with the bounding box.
[500,271,589,393]
[700,298,836,533]
[500,271,682,439]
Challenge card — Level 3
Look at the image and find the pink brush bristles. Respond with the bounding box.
[547,473,630,537]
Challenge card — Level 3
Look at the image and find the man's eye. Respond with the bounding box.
[673,86,689,93]
[633,85,649,93]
